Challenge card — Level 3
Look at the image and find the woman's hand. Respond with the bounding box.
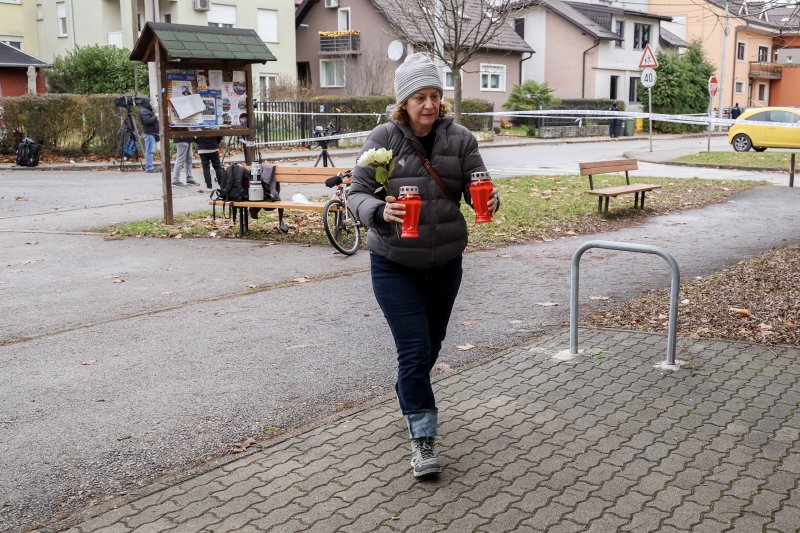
[383,196,406,223]
[487,187,500,214]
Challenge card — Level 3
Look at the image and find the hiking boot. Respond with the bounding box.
[410,437,441,478]
[186,177,200,186]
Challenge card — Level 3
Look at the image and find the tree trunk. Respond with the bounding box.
[452,68,462,124]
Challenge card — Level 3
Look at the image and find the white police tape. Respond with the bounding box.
[242,108,800,148]
[240,130,373,147]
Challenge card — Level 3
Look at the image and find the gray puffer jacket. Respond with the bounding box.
[348,116,486,269]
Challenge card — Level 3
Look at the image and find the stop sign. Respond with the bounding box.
[708,76,719,97]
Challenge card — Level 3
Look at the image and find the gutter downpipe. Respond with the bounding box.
[582,39,600,98]
[519,51,534,84]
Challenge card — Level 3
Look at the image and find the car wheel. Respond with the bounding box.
[753,146,767,152]
[732,134,752,152]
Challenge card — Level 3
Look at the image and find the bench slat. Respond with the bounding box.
[209,200,326,211]
[579,159,638,175]
[585,184,661,197]
[273,167,351,183]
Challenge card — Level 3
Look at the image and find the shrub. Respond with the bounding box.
[47,45,148,95]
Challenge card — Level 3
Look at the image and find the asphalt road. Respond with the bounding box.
[1,137,799,532]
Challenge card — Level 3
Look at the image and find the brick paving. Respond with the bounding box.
[60,329,800,532]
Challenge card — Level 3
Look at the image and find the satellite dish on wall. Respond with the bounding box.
[387,40,404,61]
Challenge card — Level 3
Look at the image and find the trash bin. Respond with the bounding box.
[624,119,635,136]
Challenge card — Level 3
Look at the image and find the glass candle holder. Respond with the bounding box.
[469,171,493,224]
[396,185,422,238]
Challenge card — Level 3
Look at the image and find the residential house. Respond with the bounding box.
[0,40,47,96]
[513,0,685,110]
[651,0,800,108]
[294,0,533,112]
[0,0,41,56]
[0,0,296,100]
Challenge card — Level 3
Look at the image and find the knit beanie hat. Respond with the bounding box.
[394,53,443,104]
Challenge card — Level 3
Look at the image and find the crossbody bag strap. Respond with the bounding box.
[410,143,457,203]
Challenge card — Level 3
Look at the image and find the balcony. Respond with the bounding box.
[319,30,361,55]
[749,61,782,80]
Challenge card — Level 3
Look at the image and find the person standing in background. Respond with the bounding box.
[139,98,160,173]
[195,136,224,189]
[172,137,199,187]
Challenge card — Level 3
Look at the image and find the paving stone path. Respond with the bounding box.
[60,329,800,533]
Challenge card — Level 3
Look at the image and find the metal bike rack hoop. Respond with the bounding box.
[570,240,680,365]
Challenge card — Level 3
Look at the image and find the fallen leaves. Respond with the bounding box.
[590,295,610,301]
[231,437,256,453]
[583,242,800,346]
[81,360,96,366]
[535,302,559,307]
[456,343,475,351]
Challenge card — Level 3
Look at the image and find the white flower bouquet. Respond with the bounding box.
[357,147,397,194]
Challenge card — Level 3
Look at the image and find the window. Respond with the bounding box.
[107,32,123,48]
[513,18,524,39]
[208,4,236,28]
[614,20,624,48]
[443,66,454,90]
[633,23,650,50]
[746,111,769,122]
[735,81,744,93]
[629,77,641,102]
[480,63,505,91]
[36,3,43,21]
[0,0,22,4]
[0,36,22,49]
[57,1,67,37]
[737,42,746,60]
[610,75,619,100]
[320,59,345,87]
[162,13,171,23]
[757,83,766,101]
[259,74,278,100]
[758,46,769,62]
[337,7,350,31]
[769,110,798,123]
[257,9,278,43]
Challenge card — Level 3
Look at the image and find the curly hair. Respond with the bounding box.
[390,99,452,124]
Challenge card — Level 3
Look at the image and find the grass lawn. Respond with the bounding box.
[105,174,762,249]
[671,150,796,169]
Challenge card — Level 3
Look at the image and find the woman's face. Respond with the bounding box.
[402,88,441,135]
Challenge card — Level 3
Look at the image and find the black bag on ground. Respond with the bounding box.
[16,137,41,167]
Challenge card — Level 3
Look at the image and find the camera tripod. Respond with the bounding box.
[312,123,337,167]
[114,107,145,172]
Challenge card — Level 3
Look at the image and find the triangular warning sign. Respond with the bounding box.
[639,43,659,69]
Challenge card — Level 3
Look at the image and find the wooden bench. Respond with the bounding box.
[579,159,661,215]
[209,166,352,236]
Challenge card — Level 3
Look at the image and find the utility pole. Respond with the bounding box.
[718,0,729,125]
[143,0,160,106]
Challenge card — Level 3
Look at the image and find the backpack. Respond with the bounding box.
[212,163,250,203]
[16,137,41,167]
[123,137,136,158]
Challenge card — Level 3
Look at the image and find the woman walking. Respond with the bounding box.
[348,54,499,478]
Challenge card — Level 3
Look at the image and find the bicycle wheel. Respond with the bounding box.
[323,198,361,255]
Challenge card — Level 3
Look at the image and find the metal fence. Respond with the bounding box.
[253,100,383,146]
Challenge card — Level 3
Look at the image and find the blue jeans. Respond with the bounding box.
[370,252,463,438]
[144,134,156,171]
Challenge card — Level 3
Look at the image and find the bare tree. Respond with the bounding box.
[374,0,534,122]
[346,47,394,96]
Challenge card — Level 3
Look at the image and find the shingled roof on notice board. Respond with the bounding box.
[130,22,276,63]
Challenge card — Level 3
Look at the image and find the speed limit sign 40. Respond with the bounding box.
[641,68,657,88]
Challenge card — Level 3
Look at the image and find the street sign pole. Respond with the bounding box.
[639,48,658,153]
[707,98,712,153]
[707,76,719,152]
[648,87,653,152]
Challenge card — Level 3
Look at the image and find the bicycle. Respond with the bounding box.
[323,169,362,256]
